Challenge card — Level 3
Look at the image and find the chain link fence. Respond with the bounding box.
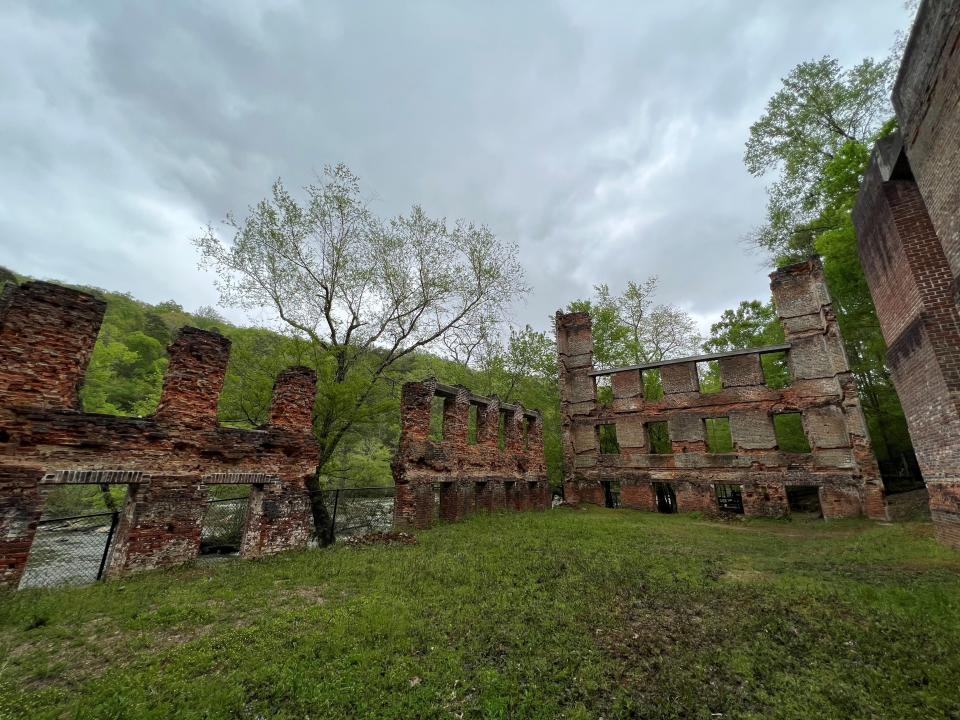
[18,511,118,590]
[200,496,249,555]
[328,486,395,540]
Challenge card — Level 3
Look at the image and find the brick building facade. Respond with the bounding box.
[392,378,550,528]
[0,281,320,590]
[853,0,960,547]
[556,258,886,520]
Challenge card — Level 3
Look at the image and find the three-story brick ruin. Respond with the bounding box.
[556,258,887,519]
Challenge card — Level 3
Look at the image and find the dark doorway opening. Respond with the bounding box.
[601,480,620,508]
[654,482,676,513]
[200,485,251,555]
[715,484,744,514]
[786,485,822,518]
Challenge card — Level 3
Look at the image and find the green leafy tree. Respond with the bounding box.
[745,56,893,264]
[567,278,701,370]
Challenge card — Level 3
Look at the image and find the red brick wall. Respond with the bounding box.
[391,379,550,530]
[0,282,320,589]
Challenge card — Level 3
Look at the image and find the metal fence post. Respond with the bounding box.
[97,511,119,581]
[329,489,340,544]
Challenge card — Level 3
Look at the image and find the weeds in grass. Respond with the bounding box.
[0,509,958,719]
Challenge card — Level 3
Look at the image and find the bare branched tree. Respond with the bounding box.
[195,164,528,537]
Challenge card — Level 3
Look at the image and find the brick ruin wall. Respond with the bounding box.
[853,0,960,548]
[391,378,550,528]
[0,281,320,590]
[556,258,887,520]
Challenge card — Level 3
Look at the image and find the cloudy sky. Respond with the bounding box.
[1,1,911,337]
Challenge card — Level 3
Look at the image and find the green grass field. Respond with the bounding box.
[2,508,959,719]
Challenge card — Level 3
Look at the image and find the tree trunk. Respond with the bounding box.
[306,468,334,546]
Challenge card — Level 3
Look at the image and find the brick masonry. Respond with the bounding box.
[0,281,320,589]
[556,258,886,520]
[853,0,960,548]
[391,378,550,529]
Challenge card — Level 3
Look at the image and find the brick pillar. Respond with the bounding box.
[855,137,960,544]
[439,481,464,522]
[770,257,887,520]
[620,480,656,511]
[477,396,500,453]
[392,379,439,529]
[555,311,597,503]
[0,282,105,409]
[107,475,207,576]
[442,387,470,451]
[741,481,788,517]
[270,366,317,432]
[0,467,44,589]
[490,478,507,510]
[155,328,230,427]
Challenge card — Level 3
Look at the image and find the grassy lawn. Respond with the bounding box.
[1,508,959,719]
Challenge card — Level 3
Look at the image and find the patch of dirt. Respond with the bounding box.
[886,488,931,522]
[342,532,417,547]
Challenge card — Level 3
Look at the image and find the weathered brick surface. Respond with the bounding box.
[854,2,960,547]
[555,258,886,520]
[391,379,550,529]
[0,282,319,589]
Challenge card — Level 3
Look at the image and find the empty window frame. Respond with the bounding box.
[201,484,252,555]
[595,374,613,406]
[497,411,507,450]
[773,412,811,453]
[715,484,744,514]
[522,416,530,450]
[704,417,733,453]
[429,395,446,441]
[597,423,620,454]
[647,421,672,454]
[467,404,479,444]
[760,350,791,389]
[786,485,822,516]
[696,360,722,394]
[642,368,664,400]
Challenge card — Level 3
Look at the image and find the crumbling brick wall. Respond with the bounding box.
[556,258,886,520]
[392,378,550,529]
[853,0,960,548]
[0,281,319,589]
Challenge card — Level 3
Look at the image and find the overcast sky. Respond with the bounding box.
[1,1,911,338]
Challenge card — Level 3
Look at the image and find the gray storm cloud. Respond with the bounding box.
[0,0,910,335]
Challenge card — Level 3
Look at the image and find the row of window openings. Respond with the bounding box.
[595,351,790,405]
[603,482,823,516]
[429,397,531,449]
[596,412,811,455]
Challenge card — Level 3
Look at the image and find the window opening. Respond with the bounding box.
[696,360,722,394]
[761,350,791,389]
[705,417,733,453]
[715,484,744,514]
[647,421,672,454]
[774,412,811,452]
[597,423,620,454]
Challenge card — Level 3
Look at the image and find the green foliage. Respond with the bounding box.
[597,424,619,454]
[743,52,915,470]
[745,56,893,263]
[567,279,701,369]
[3,510,958,719]
[773,413,811,454]
[704,417,733,453]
